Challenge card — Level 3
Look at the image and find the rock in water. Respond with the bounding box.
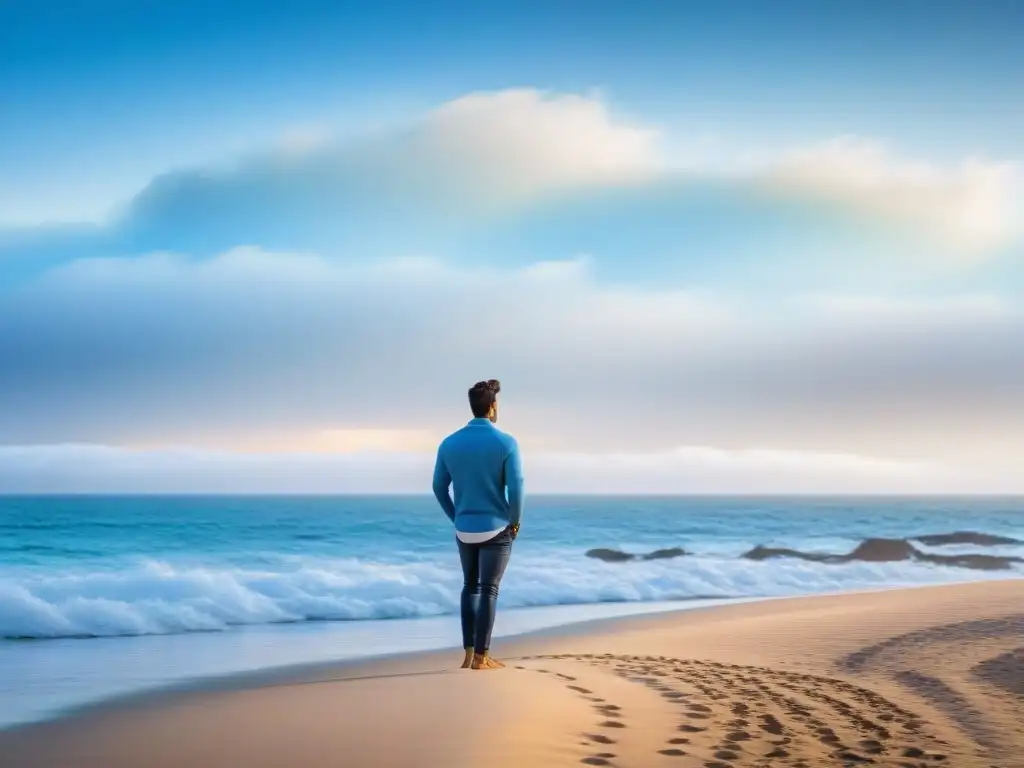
[585,547,688,562]
[585,548,636,562]
[913,531,1022,547]
[916,551,1022,571]
[846,538,917,562]
[741,545,831,563]
[643,547,688,560]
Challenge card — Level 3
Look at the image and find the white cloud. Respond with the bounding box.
[4,90,1019,272]
[252,89,664,218]
[757,136,1020,256]
[533,445,942,494]
[310,93,1020,254]
[2,247,1023,485]
[417,89,662,200]
[802,293,1019,326]
[0,443,971,495]
[276,125,332,156]
[131,428,438,454]
[247,100,1024,254]
[31,247,731,346]
[3,89,1022,493]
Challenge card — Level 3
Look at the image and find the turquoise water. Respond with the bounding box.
[2,495,1022,728]
[3,495,1023,639]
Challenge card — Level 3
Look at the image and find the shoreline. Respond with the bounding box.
[2,596,760,732]
[5,579,1020,719]
[6,578,1022,733]
[3,579,1022,766]
[0,583,978,731]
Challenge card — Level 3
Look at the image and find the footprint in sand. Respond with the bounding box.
[858,739,884,754]
[584,733,616,745]
[834,749,872,763]
[580,758,611,766]
[759,714,784,734]
[816,727,841,744]
[541,653,953,768]
[724,731,751,742]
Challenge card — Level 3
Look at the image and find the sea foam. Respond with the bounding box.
[3,552,1019,640]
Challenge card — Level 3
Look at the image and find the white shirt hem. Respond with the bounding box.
[456,527,506,544]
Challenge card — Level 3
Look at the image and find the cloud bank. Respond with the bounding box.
[759,136,1020,256]
[2,89,1022,492]
[0,443,970,495]
[2,248,1022,488]
[2,89,1019,286]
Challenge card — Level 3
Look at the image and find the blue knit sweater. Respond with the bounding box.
[431,418,524,533]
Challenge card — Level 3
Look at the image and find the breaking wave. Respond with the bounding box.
[3,545,1020,640]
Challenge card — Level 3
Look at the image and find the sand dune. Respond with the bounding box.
[2,580,1022,767]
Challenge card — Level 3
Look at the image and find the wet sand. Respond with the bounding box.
[3,579,1022,767]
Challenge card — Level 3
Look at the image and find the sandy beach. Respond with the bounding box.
[3,579,1022,768]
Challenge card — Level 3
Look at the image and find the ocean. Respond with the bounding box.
[2,495,1022,728]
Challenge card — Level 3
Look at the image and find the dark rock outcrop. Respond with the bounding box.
[585,547,689,562]
[741,545,831,563]
[585,548,637,562]
[741,537,1022,571]
[917,552,1023,571]
[585,530,1022,572]
[643,547,688,561]
[913,531,1021,547]
[847,538,918,562]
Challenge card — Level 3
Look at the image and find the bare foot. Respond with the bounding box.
[460,649,474,669]
[471,653,505,670]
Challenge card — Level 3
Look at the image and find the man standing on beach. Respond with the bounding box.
[432,379,524,670]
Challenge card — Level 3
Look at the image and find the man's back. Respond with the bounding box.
[434,380,521,669]
[433,417,524,535]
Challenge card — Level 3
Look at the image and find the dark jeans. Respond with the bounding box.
[457,526,513,654]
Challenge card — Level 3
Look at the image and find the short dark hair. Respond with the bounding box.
[468,379,501,418]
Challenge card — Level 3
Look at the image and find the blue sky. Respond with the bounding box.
[1,0,1022,491]
[3,0,1022,225]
